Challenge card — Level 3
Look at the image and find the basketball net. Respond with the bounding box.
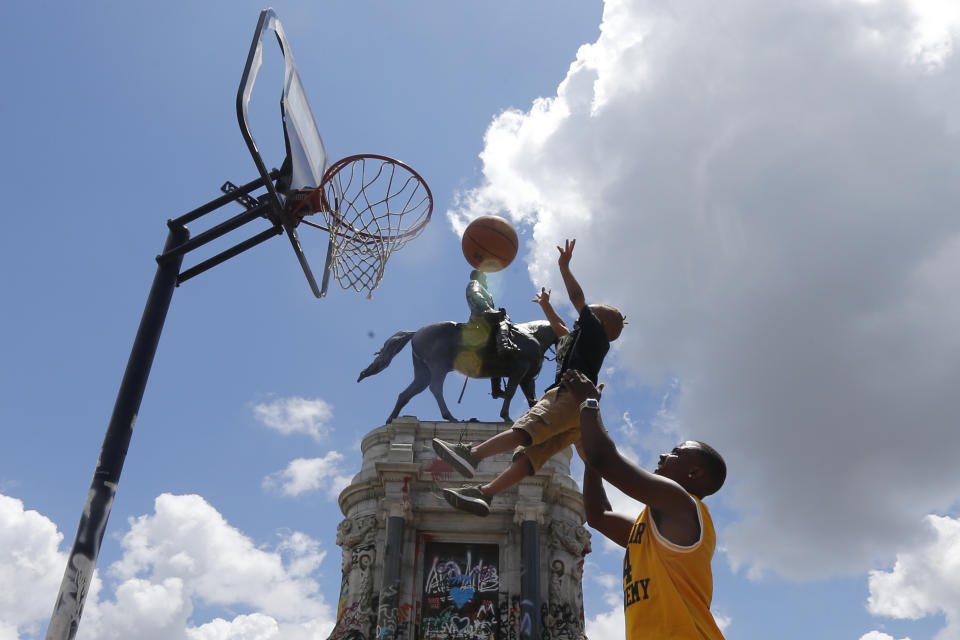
[289,154,433,298]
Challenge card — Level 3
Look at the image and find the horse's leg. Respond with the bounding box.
[387,356,431,423]
[520,376,537,407]
[498,374,523,423]
[490,377,504,399]
[427,367,457,422]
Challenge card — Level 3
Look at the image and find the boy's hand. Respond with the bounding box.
[533,287,552,305]
[557,239,576,269]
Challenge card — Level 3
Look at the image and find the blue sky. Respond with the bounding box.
[3,1,960,639]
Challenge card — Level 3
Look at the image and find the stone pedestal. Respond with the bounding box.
[326,417,590,640]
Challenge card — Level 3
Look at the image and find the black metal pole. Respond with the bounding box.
[177,225,282,285]
[159,202,271,262]
[171,170,277,227]
[46,223,189,640]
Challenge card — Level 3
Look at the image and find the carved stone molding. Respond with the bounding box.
[514,500,547,525]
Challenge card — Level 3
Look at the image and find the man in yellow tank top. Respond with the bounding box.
[562,369,727,639]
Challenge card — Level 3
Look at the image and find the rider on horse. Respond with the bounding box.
[466,269,521,398]
[466,269,521,357]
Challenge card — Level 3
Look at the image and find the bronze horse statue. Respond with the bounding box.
[358,320,557,423]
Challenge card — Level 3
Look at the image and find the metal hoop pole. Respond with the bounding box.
[46,224,189,640]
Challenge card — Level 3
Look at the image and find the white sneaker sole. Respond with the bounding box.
[442,488,491,517]
[432,439,476,479]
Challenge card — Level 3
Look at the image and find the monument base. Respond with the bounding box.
[327,417,590,640]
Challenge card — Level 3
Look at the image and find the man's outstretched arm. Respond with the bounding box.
[563,370,696,517]
[576,441,635,547]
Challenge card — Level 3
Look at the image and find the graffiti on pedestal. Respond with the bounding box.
[419,542,500,639]
[327,515,378,640]
[543,520,590,640]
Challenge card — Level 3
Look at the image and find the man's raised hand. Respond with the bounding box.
[562,370,602,403]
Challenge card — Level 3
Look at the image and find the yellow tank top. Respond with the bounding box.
[623,496,725,639]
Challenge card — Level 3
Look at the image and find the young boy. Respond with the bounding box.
[433,239,626,516]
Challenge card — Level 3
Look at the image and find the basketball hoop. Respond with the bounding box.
[287,154,433,297]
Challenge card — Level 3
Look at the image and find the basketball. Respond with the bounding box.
[461,215,519,272]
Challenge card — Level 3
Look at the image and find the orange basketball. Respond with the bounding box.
[461,215,519,272]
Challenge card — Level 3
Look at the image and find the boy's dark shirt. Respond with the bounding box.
[546,306,609,391]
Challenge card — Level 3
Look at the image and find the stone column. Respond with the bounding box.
[515,490,546,640]
[374,421,417,640]
[376,512,405,640]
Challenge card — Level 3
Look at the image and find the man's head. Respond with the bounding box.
[654,440,726,498]
[589,304,626,341]
[469,269,487,286]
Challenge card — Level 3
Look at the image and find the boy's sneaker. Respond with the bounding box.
[432,438,480,478]
[442,485,493,517]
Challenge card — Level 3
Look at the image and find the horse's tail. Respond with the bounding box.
[357,331,415,382]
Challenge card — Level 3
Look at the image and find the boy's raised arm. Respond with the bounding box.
[557,239,586,313]
[533,287,569,337]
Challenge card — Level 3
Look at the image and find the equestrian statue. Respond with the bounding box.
[358,270,557,422]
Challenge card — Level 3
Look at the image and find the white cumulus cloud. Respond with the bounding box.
[583,570,625,640]
[187,614,279,640]
[866,514,960,640]
[450,0,960,584]
[0,494,86,639]
[74,493,334,640]
[859,632,912,640]
[1,490,340,640]
[903,0,960,69]
[262,452,352,498]
[108,494,331,620]
[88,577,190,640]
[252,396,334,441]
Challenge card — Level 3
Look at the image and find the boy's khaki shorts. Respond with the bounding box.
[512,386,582,473]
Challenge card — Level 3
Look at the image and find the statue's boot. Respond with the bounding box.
[496,322,521,358]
